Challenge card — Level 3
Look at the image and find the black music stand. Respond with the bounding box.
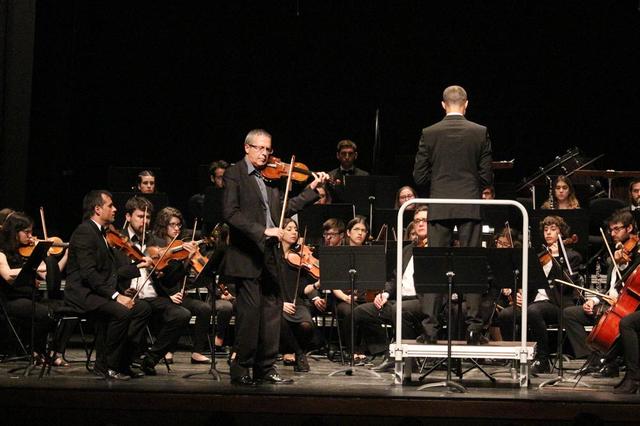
[8,241,53,377]
[337,176,399,216]
[319,245,385,378]
[412,248,488,392]
[182,256,224,381]
[485,248,547,380]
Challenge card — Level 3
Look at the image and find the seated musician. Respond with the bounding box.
[481,185,495,200]
[64,190,152,380]
[395,186,417,210]
[404,221,417,243]
[150,206,231,365]
[564,210,637,373]
[0,211,73,366]
[202,160,228,236]
[328,139,370,184]
[497,215,582,375]
[540,175,580,210]
[115,199,191,375]
[351,206,433,371]
[136,170,156,194]
[322,218,344,247]
[332,215,369,360]
[627,178,640,226]
[314,184,332,205]
[278,218,320,372]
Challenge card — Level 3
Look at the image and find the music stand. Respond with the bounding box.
[486,248,547,380]
[8,241,53,377]
[412,247,488,392]
[297,204,355,245]
[182,256,224,381]
[337,176,399,216]
[319,245,385,378]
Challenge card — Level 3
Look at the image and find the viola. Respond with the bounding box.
[18,237,69,258]
[261,155,335,185]
[104,227,146,264]
[285,244,320,280]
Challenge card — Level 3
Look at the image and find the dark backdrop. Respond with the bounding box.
[18,0,640,236]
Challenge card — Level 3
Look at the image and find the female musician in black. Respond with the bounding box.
[0,212,72,365]
[497,215,581,375]
[277,218,318,372]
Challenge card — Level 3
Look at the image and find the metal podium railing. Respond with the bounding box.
[391,198,532,387]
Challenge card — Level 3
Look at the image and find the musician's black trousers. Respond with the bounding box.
[563,305,596,359]
[619,310,640,379]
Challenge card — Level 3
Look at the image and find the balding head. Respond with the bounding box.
[442,85,468,114]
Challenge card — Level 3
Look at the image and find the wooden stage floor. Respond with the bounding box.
[0,349,638,426]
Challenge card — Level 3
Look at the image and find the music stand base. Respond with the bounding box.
[418,379,467,393]
[538,375,590,389]
[328,366,381,378]
[182,367,224,381]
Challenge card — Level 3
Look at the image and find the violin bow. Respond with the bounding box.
[600,227,623,283]
[39,206,49,240]
[132,232,180,301]
[292,227,307,305]
[140,205,148,248]
[180,218,198,294]
[277,155,296,248]
[505,221,514,248]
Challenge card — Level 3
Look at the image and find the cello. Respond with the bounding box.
[587,232,640,354]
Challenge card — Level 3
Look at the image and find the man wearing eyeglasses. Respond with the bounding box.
[564,209,640,380]
[222,128,330,385]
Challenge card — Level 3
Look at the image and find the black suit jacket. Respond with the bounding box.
[221,157,320,279]
[64,220,140,312]
[413,115,493,221]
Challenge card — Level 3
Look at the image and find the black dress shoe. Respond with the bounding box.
[592,364,619,378]
[104,369,131,381]
[139,356,157,376]
[121,367,145,379]
[530,358,551,376]
[372,359,395,373]
[467,331,490,345]
[230,375,255,386]
[294,353,310,372]
[613,377,640,394]
[256,372,294,384]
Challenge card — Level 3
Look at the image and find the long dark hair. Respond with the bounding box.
[0,211,33,264]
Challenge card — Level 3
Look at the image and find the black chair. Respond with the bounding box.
[0,293,29,363]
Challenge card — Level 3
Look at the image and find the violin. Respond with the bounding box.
[218,282,235,300]
[18,237,69,258]
[147,238,209,271]
[104,226,146,263]
[616,234,639,264]
[285,243,320,280]
[538,234,578,267]
[261,155,336,185]
[189,247,209,275]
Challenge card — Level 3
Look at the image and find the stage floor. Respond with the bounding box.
[0,349,637,425]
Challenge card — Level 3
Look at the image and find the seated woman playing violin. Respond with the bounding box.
[0,211,73,366]
[151,207,234,365]
[497,215,582,375]
[277,219,321,372]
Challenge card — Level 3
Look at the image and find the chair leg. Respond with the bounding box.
[145,326,171,372]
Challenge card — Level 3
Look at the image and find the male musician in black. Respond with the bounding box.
[328,139,369,183]
[564,210,638,368]
[64,190,152,380]
[116,196,192,375]
[222,128,329,385]
[412,85,493,341]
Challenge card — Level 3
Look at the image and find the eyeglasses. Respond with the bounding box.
[168,222,182,229]
[323,232,342,237]
[610,225,626,233]
[247,144,273,154]
[413,218,427,224]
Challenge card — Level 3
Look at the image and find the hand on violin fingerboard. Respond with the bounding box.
[308,171,330,190]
